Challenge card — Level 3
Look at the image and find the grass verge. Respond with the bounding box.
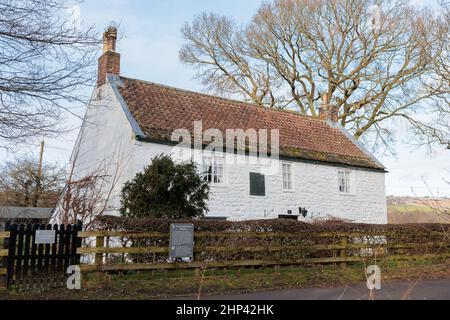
[0,261,449,300]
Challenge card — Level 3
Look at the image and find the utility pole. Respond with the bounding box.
[33,141,45,207]
[38,141,44,180]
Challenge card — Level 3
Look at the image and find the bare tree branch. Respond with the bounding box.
[180,0,450,152]
[0,158,65,207]
[0,0,100,149]
[53,128,130,230]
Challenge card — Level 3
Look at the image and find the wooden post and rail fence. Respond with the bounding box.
[1,228,450,289]
[74,231,449,272]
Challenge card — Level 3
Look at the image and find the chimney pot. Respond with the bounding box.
[103,26,118,53]
[97,25,120,87]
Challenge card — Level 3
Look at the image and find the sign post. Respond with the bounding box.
[169,224,194,262]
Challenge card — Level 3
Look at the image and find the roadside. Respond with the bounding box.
[191,279,450,300]
[0,263,449,300]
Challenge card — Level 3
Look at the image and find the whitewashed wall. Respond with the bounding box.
[133,143,387,224]
[65,81,138,216]
[67,78,387,224]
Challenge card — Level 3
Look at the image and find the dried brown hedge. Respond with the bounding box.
[96,215,449,235]
[94,216,450,265]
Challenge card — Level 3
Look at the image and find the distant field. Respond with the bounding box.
[388,202,450,224]
[388,204,435,213]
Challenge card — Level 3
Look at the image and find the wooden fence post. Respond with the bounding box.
[340,235,349,268]
[95,236,105,266]
[6,224,17,288]
[274,234,282,273]
[91,235,106,284]
[74,221,83,266]
[0,256,6,289]
[0,223,9,289]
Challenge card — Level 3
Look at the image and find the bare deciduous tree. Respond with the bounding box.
[0,158,65,208]
[0,0,99,148]
[56,159,122,230]
[54,131,129,230]
[406,1,450,150]
[180,0,449,152]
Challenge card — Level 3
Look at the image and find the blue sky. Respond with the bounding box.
[1,0,449,197]
[80,0,265,89]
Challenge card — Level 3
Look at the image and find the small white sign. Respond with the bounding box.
[35,230,56,245]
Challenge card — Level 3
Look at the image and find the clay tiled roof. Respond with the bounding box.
[117,77,384,171]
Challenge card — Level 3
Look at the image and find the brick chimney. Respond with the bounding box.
[319,93,338,123]
[97,25,120,87]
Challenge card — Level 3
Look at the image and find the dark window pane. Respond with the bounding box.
[250,172,266,196]
[205,165,212,182]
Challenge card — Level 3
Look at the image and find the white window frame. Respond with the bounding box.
[202,153,226,186]
[282,162,294,191]
[338,170,354,195]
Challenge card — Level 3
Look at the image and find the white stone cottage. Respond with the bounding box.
[64,26,387,224]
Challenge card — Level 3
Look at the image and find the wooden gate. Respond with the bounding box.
[1,221,82,289]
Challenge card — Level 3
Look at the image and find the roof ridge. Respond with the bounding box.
[120,76,329,125]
